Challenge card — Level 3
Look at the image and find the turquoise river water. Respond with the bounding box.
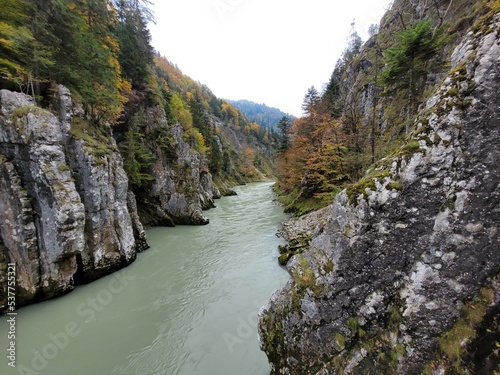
[1,182,289,375]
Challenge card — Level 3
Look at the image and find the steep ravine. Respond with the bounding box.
[0,85,223,311]
[259,12,500,375]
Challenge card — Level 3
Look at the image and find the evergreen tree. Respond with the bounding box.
[222,151,231,173]
[209,136,222,174]
[302,86,320,116]
[277,116,292,153]
[114,0,154,88]
[380,19,440,122]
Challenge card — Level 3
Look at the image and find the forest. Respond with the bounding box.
[227,99,295,131]
[0,0,278,203]
[273,0,498,215]
[0,0,499,373]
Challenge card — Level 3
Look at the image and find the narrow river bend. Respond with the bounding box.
[1,182,289,375]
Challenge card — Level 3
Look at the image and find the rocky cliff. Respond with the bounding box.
[121,105,219,226]
[259,11,500,375]
[0,86,140,308]
[0,83,225,311]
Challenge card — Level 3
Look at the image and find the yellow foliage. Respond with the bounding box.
[243,146,256,176]
[221,102,239,123]
[161,78,170,92]
[171,92,193,130]
[192,128,207,153]
[250,122,261,133]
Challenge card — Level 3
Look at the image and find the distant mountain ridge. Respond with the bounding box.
[227,99,295,129]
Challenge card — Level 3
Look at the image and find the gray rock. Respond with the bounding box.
[0,86,145,310]
[259,14,500,374]
[137,107,218,225]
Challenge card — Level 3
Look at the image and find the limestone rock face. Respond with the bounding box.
[0,87,145,310]
[131,106,219,226]
[259,15,500,374]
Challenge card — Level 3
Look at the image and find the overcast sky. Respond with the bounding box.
[149,0,393,117]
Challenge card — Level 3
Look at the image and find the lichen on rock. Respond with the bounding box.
[259,12,500,375]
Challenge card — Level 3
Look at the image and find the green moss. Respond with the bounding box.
[358,327,366,339]
[399,140,422,158]
[347,317,359,333]
[292,255,324,296]
[346,170,391,205]
[290,288,302,311]
[277,235,312,266]
[57,165,70,173]
[361,338,377,351]
[322,259,334,274]
[450,65,468,81]
[436,285,495,370]
[293,258,316,289]
[388,301,403,331]
[331,355,345,371]
[11,106,48,134]
[275,184,337,217]
[389,343,406,361]
[335,333,347,350]
[386,181,403,191]
[439,323,476,364]
[447,87,459,97]
[413,124,430,138]
[285,195,334,216]
[278,252,294,266]
[11,105,46,121]
[472,0,500,34]
[264,311,284,356]
[457,98,474,110]
[70,118,112,157]
[11,106,34,120]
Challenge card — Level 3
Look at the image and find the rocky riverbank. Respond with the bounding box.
[259,10,500,375]
[276,207,330,265]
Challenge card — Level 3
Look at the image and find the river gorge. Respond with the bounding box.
[1,182,289,375]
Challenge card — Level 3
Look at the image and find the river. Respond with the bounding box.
[1,182,289,375]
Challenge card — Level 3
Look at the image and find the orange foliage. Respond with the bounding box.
[243,147,256,177]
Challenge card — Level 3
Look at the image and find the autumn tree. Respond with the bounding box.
[242,147,256,177]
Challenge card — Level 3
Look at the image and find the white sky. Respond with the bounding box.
[149,0,393,117]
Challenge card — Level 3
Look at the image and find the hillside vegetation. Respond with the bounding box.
[259,1,500,373]
[0,0,277,201]
[274,0,497,215]
[227,99,295,131]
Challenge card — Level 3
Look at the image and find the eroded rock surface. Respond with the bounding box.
[0,87,144,309]
[259,14,500,375]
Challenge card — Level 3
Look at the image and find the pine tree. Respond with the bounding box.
[277,116,292,153]
[114,0,154,88]
[302,86,320,116]
[380,19,440,125]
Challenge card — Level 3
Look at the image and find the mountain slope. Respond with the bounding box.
[259,1,500,373]
[227,99,295,130]
[0,0,277,311]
